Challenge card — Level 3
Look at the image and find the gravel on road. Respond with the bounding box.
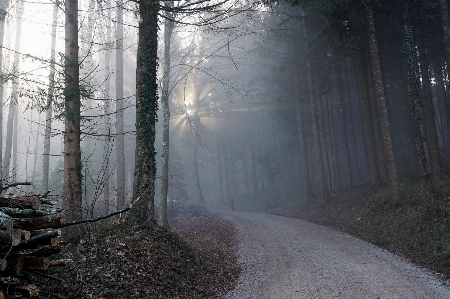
[222,211,450,299]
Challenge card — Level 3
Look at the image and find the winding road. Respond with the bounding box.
[222,212,450,299]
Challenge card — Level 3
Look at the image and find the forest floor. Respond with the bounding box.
[271,174,450,281]
[25,211,241,299]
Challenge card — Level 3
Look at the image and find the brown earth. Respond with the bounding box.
[20,213,241,299]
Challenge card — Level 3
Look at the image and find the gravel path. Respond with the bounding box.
[222,211,450,299]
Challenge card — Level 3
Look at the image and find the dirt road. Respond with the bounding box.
[222,212,450,299]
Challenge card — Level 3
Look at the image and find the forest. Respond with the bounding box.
[0,0,448,297]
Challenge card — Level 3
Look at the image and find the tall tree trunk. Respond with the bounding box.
[338,68,353,187]
[325,92,337,191]
[191,73,205,203]
[217,141,225,204]
[250,141,258,201]
[4,0,24,181]
[0,0,10,181]
[345,63,363,183]
[401,2,435,215]
[367,11,401,202]
[43,2,58,192]
[115,0,125,208]
[302,14,329,202]
[295,90,314,200]
[132,0,159,224]
[357,44,380,186]
[439,0,450,73]
[158,2,174,228]
[102,0,112,212]
[417,18,441,175]
[63,0,82,223]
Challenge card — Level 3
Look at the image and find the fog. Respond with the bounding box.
[2,0,446,217]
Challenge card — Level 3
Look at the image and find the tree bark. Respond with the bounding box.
[367,11,401,202]
[63,0,82,223]
[302,14,329,202]
[294,75,314,200]
[0,0,10,181]
[158,2,174,228]
[4,0,24,181]
[337,67,353,187]
[439,0,450,73]
[102,0,112,212]
[401,2,435,215]
[115,0,125,208]
[357,43,380,186]
[417,17,441,175]
[132,0,159,225]
[43,3,58,192]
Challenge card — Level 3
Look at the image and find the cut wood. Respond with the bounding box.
[0,260,6,271]
[0,196,40,209]
[20,230,30,240]
[0,290,4,299]
[0,212,11,231]
[30,229,61,238]
[49,258,72,267]
[1,208,62,218]
[0,229,9,245]
[23,256,50,270]
[1,182,32,190]
[0,229,21,246]
[15,230,60,250]
[11,229,21,246]
[16,284,39,296]
[9,254,25,276]
[13,212,65,230]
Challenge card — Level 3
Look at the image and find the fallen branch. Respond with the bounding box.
[55,200,138,228]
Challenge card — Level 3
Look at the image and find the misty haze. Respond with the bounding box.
[0,0,448,298]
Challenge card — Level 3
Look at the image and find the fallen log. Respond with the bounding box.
[1,182,32,190]
[0,260,6,271]
[16,284,39,296]
[14,230,60,250]
[12,213,65,230]
[1,208,62,218]
[20,230,30,241]
[49,259,71,267]
[0,213,11,231]
[7,254,24,276]
[0,196,40,209]
[23,256,50,270]
[0,228,20,246]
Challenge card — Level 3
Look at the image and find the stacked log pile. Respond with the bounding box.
[0,182,71,298]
